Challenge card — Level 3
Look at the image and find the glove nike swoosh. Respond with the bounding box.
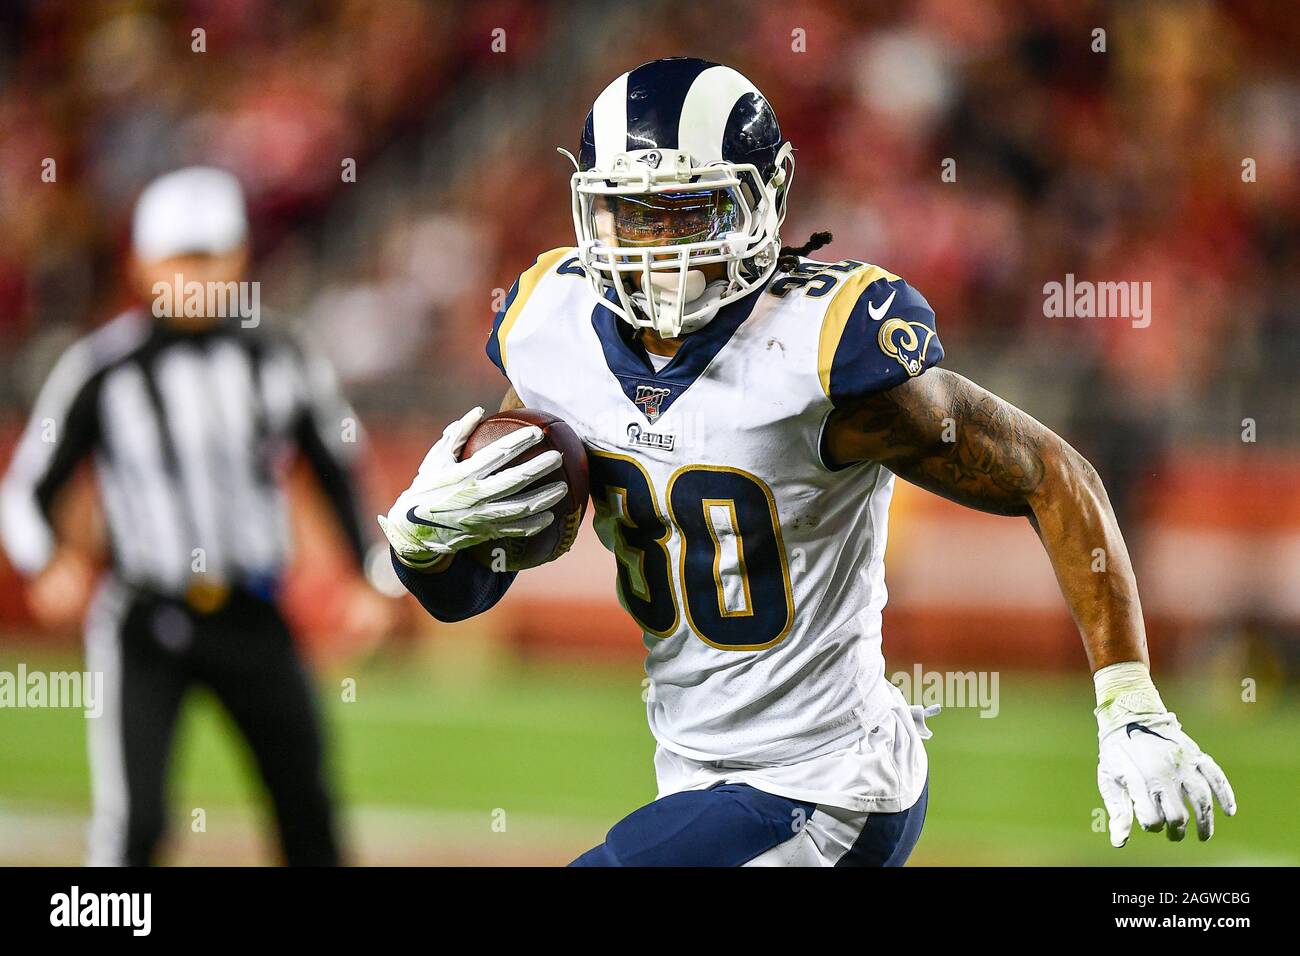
[406,506,460,532]
[1125,721,1172,742]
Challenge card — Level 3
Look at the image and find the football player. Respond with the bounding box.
[378,58,1235,866]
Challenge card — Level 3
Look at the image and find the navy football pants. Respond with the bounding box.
[570,779,928,867]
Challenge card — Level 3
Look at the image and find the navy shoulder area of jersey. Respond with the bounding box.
[816,263,943,406]
[486,247,581,378]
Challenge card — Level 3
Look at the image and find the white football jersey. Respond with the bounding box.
[488,248,944,811]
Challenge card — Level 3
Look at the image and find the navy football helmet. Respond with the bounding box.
[563,57,794,337]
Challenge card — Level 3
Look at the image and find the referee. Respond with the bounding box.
[0,167,390,866]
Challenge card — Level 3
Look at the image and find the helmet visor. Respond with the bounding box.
[592,189,740,249]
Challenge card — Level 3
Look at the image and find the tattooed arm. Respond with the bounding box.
[827,367,1237,844]
[823,367,1145,672]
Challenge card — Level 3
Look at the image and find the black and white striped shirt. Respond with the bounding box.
[0,309,369,596]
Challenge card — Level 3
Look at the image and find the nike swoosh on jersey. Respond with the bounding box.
[866,289,897,321]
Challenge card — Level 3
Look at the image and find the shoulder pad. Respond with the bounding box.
[486,248,580,377]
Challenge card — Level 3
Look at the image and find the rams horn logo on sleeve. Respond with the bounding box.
[878,317,936,377]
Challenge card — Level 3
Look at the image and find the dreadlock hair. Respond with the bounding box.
[776,231,833,273]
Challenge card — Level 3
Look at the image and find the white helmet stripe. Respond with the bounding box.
[592,71,629,170]
[677,66,761,165]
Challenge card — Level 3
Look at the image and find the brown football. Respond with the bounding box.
[458,408,589,571]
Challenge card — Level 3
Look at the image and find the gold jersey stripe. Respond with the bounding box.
[497,247,575,373]
[816,263,900,399]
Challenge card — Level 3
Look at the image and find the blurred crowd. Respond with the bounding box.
[1,1,1296,507]
[0,0,547,397]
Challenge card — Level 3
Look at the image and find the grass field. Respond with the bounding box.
[1,642,1296,866]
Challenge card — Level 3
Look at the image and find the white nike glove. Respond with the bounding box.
[377,406,567,570]
[1094,662,1236,847]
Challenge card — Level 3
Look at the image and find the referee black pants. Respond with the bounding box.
[84,578,340,866]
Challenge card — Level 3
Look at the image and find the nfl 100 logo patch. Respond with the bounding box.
[633,384,672,422]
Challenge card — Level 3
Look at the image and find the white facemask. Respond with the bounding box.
[568,144,795,340]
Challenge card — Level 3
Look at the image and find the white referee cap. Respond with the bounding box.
[132,166,248,260]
